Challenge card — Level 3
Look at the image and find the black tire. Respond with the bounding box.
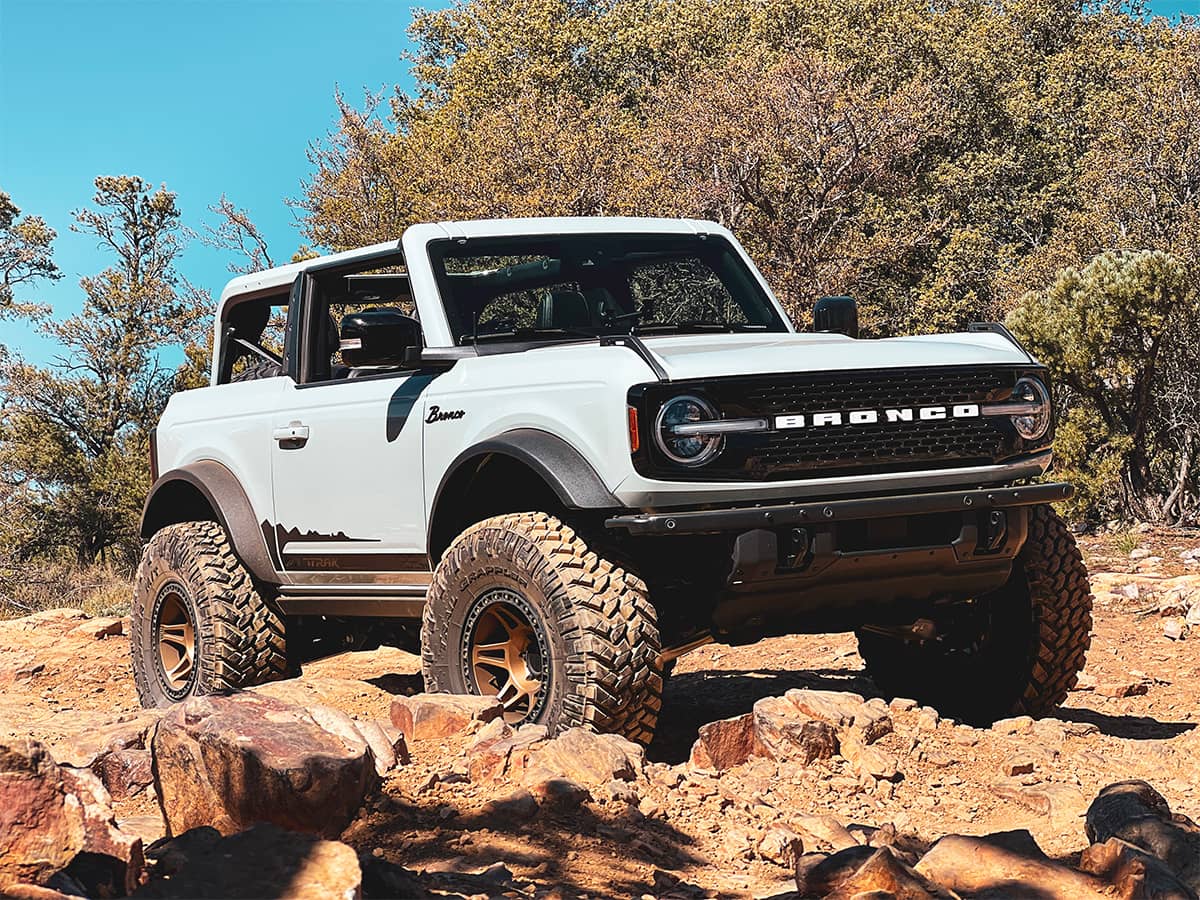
[856,504,1093,724]
[230,358,282,382]
[421,512,663,745]
[131,521,288,708]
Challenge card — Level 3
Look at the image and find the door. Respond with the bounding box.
[269,372,431,585]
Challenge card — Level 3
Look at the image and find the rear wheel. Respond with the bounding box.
[131,521,288,708]
[856,504,1092,724]
[421,512,663,744]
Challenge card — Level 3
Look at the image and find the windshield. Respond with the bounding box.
[428,233,788,345]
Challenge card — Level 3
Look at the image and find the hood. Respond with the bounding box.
[635,331,1034,381]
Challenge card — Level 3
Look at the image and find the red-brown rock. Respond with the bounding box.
[915,832,1112,899]
[825,847,951,899]
[0,740,143,892]
[92,748,154,800]
[151,693,377,839]
[518,727,645,787]
[688,713,754,771]
[467,723,547,783]
[389,693,504,741]
[752,696,839,764]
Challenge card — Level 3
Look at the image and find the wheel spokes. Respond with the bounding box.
[468,596,545,721]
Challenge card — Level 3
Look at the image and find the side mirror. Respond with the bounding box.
[813,295,859,339]
[339,308,421,367]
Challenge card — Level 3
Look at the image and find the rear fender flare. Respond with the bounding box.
[140,460,280,584]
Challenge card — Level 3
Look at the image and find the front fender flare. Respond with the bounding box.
[140,460,280,584]
[433,428,621,515]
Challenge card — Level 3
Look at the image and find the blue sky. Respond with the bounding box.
[1,0,1198,365]
[0,0,422,362]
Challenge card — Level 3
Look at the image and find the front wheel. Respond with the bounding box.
[857,504,1093,724]
[420,512,663,745]
[131,521,288,708]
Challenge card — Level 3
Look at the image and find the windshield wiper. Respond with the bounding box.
[631,322,768,335]
[460,326,602,344]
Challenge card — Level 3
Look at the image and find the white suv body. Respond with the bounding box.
[134,217,1090,740]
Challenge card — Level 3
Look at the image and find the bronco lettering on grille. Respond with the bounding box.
[775,404,980,430]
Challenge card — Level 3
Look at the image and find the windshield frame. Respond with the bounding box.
[425,232,790,347]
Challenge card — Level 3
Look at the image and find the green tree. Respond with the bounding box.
[0,189,60,313]
[1007,249,1199,522]
[0,176,200,565]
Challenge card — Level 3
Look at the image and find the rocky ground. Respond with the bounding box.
[1,528,1200,898]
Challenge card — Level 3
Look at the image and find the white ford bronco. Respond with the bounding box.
[134,217,1092,742]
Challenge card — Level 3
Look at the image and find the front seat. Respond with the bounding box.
[536,290,592,330]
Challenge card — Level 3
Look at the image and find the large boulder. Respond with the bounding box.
[1085,780,1200,890]
[151,693,377,839]
[915,832,1112,899]
[0,739,143,892]
[135,823,362,899]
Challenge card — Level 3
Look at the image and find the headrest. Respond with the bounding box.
[536,291,591,330]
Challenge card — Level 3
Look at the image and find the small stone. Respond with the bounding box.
[1129,548,1152,559]
[888,697,918,712]
[952,726,981,746]
[638,797,661,817]
[1001,759,1035,777]
[752,697,839,764]
[916,708,940,731]
[604,779,640,804]
[1112,582,1141,600]
[1096,681,1149,698]
[992,715,1034,735]
[757,825,803,867]
[70,617,125,640]
[840,732,901,781]
[1163,618,1187,641]
[1072,671,1098,692]
[924,750,956,768]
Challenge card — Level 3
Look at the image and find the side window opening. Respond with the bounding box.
[305,266,418,384]
[218,292,289,385]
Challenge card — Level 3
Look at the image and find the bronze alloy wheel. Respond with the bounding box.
[462,589,549,723]
[153,582,197,700]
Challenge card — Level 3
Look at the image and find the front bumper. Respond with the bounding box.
[605,482,1072,535]
[607,482,1073,635]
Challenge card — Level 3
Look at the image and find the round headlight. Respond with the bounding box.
[654,395,723,466]
[1011,376,1051,441]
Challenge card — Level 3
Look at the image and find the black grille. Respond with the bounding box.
[634,365,1041,482]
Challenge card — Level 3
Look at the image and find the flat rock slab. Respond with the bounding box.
[517,727,646,787]
[390,693,503,741]
[152,693,377,839]
[134,823,361,899]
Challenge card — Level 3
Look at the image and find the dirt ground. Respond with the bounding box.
[2,528,1199,898]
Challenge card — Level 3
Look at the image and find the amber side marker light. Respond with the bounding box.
[627,406,640,453]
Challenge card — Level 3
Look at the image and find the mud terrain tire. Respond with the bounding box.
[131,521,288,708]
[857,504,1093,724]
[421,512,662,744]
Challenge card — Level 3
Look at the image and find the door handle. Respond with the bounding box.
[273,422,310,445]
